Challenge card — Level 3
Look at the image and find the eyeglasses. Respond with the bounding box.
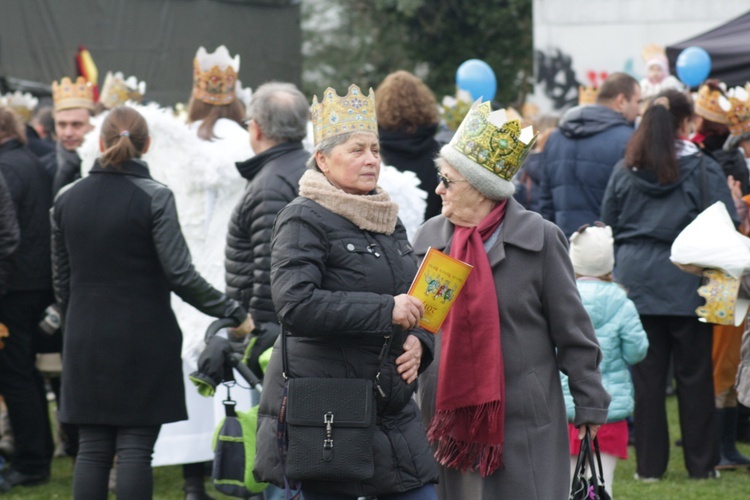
[437,173,468,189]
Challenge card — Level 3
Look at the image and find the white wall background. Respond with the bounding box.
[532,0,749,114]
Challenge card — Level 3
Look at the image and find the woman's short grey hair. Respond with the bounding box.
[248,82,309,143]
[306,130,377,171]
[724,131,750,152]
[435,148,516,201]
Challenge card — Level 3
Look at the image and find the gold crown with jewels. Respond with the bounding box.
[578,85,599,106]
[99,71,146,109]
[0,91,38,123]
[695,83,731,125]
[52,76,95,112]
[696,269,749,326]
[311,84,377,145]
[725,84,750,136]
[192,46,239,106]
[447,100,537,181]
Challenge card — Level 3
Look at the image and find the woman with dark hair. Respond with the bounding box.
[376,70,442,221]
[151,45,254,499]
[601,89,738,480]
[52,106,254,500]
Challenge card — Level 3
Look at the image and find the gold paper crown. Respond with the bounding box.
[725,84,750,136]
[696,269,749,326]
[578,86,599,106]
[99,71,146,109]
[52,76,95,113]
[695,83,731,124]
[192,46,239,106]
[311,84,377,146]
[448,100,538,181]
[439,89,474,132]
[0,91,38,123]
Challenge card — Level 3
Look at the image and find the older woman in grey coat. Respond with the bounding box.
[413,101,611,499]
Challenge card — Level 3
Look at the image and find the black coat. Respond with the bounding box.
[254,197,439,496]
[52,160,246,426]
[225,142,308,324]
[601,153,738,316]
[0,172,19,295]
[379,125,442,220]
[0,139,52,292]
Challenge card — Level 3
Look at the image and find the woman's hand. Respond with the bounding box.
[230,313,255,336]
[396,334,423,383]
[392,294,424,330]
[577,423,602,440]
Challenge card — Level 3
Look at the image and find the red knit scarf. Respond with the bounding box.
[427,200,507,477]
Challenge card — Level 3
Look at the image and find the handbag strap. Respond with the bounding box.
[592,435,608,492]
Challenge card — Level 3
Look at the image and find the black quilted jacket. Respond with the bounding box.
[225,142,308,324]
[253,197,439,497]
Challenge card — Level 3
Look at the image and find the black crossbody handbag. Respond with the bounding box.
[278,327,392,484]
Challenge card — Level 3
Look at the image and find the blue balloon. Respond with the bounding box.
[676,46,712,88]
[456,59,497,101]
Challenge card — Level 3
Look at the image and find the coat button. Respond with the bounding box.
[346,243,355,251]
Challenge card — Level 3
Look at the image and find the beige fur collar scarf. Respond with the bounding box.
[299,169,399,235]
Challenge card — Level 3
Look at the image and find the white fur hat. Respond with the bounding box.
[569,224,614,277]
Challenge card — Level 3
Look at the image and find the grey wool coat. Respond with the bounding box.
[413,198,611,500]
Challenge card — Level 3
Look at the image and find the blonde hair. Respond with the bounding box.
[99,106,149,168]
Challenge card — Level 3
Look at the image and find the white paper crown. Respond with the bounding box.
[1,91,38,123]
[192,45,240,105]
[99,71,146,109]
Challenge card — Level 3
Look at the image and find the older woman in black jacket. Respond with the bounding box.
[254,85,438,500]
[51,106,253,500]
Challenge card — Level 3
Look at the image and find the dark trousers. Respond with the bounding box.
[633,315,719,478]
[0,290,54,475]
[73,424,161,500]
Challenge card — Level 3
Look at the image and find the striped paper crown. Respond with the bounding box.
[0,91,38,123]
[100,71,146,109]
[192,46,239,106]
[726,84,750,136]
[311,84,377,146]
[52,76,95,112]
[447,100,537,181]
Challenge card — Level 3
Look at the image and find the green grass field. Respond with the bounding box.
[3,396,749,499]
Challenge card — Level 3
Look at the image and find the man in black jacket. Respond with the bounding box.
[0,107,54,493]
[225,82,309,375]
[0,172,19,295]
[39,77,94,196]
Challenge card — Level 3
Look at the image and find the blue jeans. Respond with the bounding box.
[73,424,161,500]
[302,484,437,500]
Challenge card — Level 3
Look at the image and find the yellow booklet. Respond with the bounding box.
[408,247,473,333]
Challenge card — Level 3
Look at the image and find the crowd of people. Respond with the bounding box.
[0,40,749,500]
